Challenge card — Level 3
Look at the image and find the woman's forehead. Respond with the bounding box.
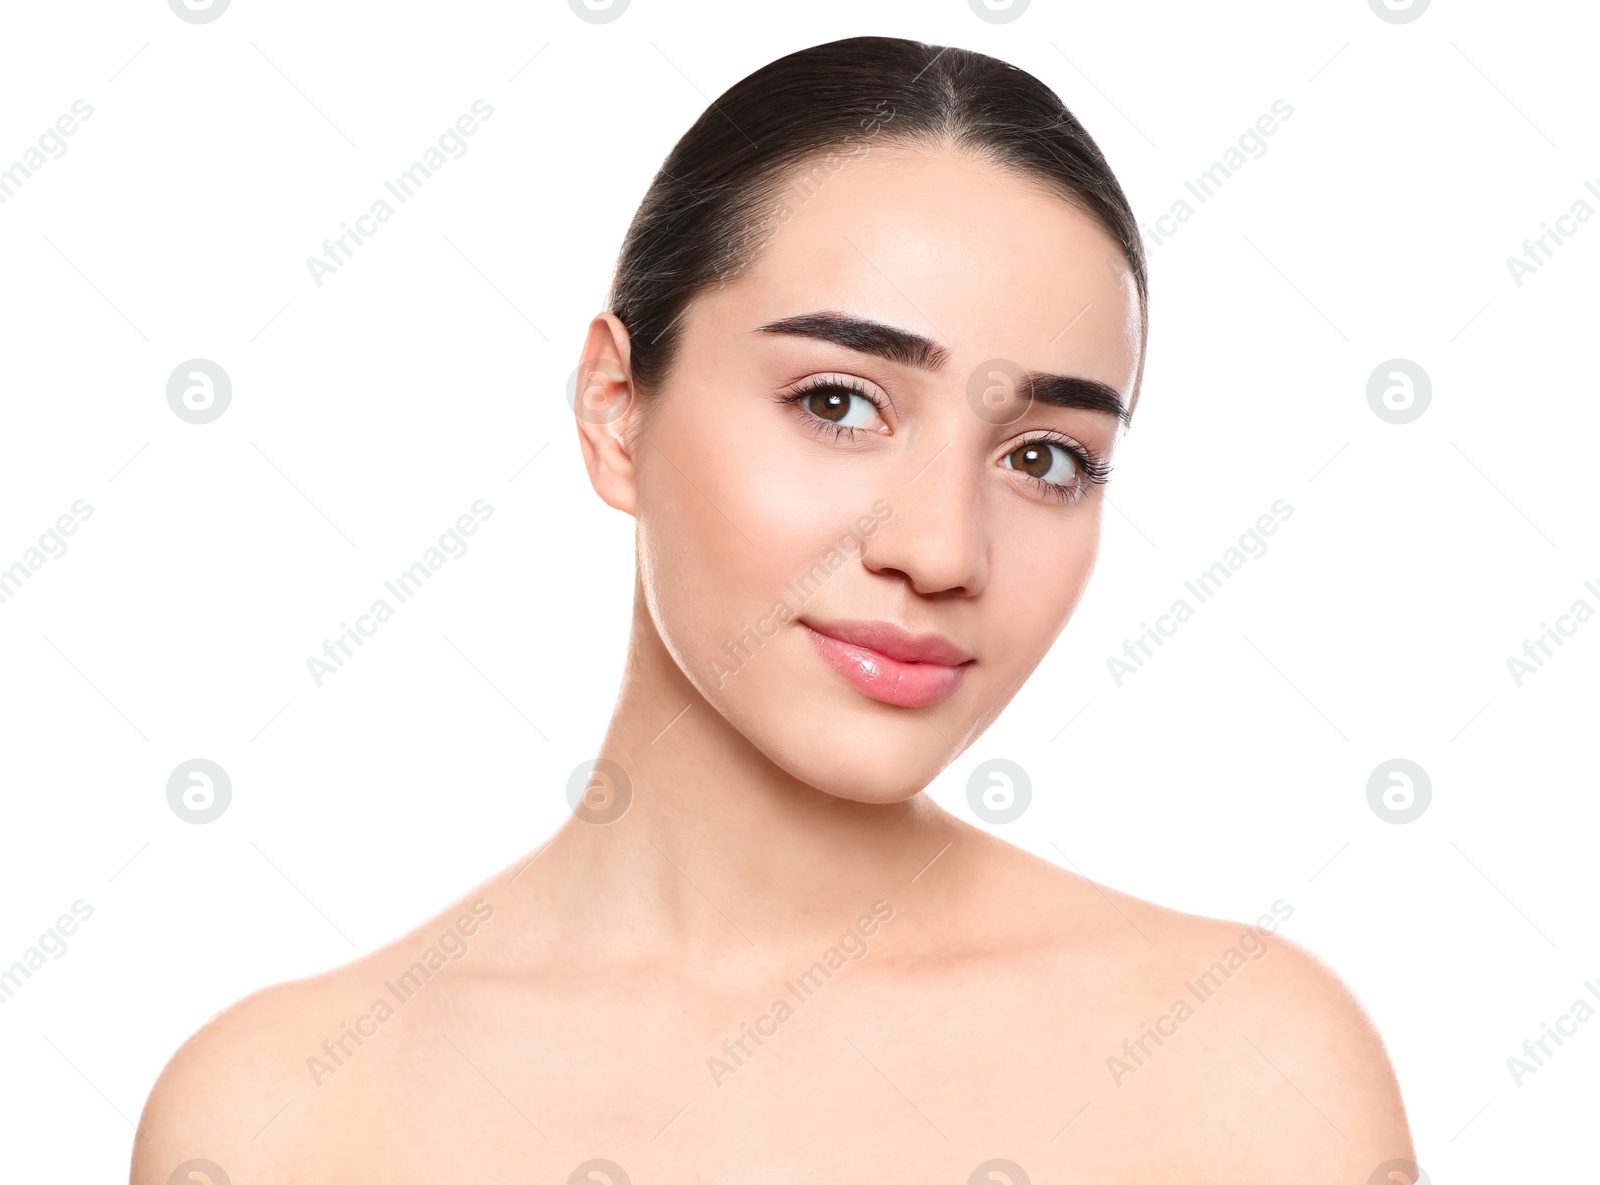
[689,146,1142,396]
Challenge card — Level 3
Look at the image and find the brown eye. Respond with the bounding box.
[1002,441,1077,485]
[790,382,886,432]
[807,390,850,422]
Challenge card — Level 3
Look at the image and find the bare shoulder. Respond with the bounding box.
[1136,900,1416,1180]
[131,888,503,1184]
[985,841,1415,1180]
[130,968,345,1184]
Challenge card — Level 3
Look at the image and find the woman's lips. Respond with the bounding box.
[800,619,972,708]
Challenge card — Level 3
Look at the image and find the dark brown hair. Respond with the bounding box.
[607,35,1148,402]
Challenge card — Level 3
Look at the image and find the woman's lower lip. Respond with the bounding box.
[802,625,969,708]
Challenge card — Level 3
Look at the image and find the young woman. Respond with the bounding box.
[134,36,1415,1183]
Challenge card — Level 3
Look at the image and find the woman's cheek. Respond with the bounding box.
[701,408,887,572]
[630,443,805,687]
[990,515,1100,663]
[634,458,746,675]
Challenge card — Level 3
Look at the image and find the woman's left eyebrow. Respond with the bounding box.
[755,310,1128,424]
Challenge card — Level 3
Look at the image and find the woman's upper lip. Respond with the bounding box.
[801,618,973,666]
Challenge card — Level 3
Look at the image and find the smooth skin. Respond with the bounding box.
[133,143,1413,1183]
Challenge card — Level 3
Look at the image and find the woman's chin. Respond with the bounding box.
[754,722,960,806]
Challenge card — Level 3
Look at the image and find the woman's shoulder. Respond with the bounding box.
[992,842,1414,1178]
[982,829,1367,1014]
[130,963,350,1182]
[129,883,504,1184]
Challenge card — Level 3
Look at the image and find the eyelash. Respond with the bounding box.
[1015,432,1113,503]
[777,378,1112,502]
[778,376,886,442]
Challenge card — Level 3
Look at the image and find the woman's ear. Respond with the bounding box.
[572,312,640,516]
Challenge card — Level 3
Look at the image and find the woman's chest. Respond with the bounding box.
[289,979,1244,1184]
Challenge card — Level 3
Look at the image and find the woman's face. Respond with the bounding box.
[602,143,1141,803]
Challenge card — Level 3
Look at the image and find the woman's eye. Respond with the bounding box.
[1003,440,1079,485]
[799,386,885,431]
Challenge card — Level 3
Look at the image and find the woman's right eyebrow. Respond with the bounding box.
[755,309,1129,423]
[755,311,951,371]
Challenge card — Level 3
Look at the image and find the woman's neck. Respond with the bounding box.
[528,588,961,968]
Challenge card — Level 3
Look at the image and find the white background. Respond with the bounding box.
[1,0,1595,1179]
